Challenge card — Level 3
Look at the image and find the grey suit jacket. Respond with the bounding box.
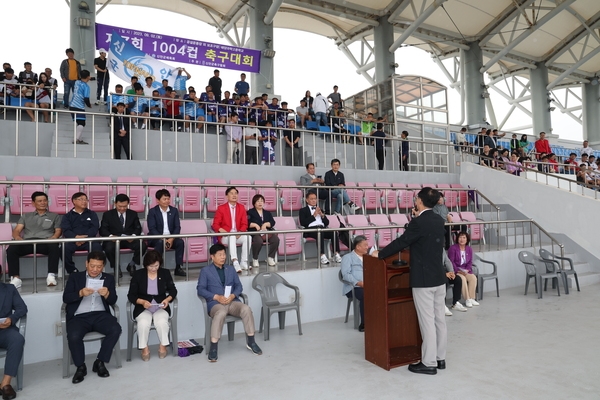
[299,173,319,187]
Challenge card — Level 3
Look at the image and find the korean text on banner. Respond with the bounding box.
[96,23,261,74]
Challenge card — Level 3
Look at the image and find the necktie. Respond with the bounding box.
[119,116,124,130]
[119,213,125,228]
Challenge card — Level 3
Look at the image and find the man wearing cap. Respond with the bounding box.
[94,49,110,105]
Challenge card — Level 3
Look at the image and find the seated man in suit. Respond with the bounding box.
[299,163,330,213]
[298,191,342,265]
[63,251,122,384]
[197,243,262,362]
[340,235,369,332]
[100,193,147,278]
[7,191,62,288]
[146,189,186,277]
[211,187,249,273]
[0,281,27,399]
[61,192,103,274]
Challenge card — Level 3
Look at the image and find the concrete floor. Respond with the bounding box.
[12,282,600,400]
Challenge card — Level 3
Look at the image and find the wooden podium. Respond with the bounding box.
[364,250,422,370]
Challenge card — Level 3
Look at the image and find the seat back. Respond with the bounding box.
[148,177,175,207]
[230,180,256,210]
[84,176,113,212]
[518,251,537,275]
[273,216,302,256]
[397,189,415,212]
[375,182,397,213]
[277,180,303,213]
[459,212,482,241]
[538,248,554,261]
[48,176,80,214]
[176,178,203,214]
[11,176,45,215]
[326,214,349,251]
[180,219,209,263]
[450,184,468,207]
[358,182,379,212]
[204,179,227,213]
[369,214,394,248]
[389,213,410,236]
[437,184,459,209]
[252,272,290,306]
[254,180,278,212]
[0,176,6,215]
[344,182,363,208]
[0,223,13,273]
[116,177,145,213]
[346,214,376,247]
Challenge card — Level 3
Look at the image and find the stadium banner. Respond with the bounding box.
[106,31,178,90]
[96,23,261,73]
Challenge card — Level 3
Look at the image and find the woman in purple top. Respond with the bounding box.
[506,152,523,176]
[127,250,177,361]
[447,231,479,307]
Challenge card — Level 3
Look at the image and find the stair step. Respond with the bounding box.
[574,271,600,287]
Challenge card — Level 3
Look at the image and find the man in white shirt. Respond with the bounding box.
[581,140,594,157]
[243,118,261,164]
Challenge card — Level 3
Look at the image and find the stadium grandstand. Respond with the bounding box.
[1,0,599,398]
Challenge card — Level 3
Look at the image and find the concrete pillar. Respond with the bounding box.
[583,83,600,146]
[249,0,275,96]
[463,42,486,126]
[374,17,396,83]
[529,63,553,136]
[69,0,96,70]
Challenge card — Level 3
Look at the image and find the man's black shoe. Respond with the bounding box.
[72,364,87,384]
[115,267,123,279]
[358,323,364,332]
[92,359,110,378]
[408,362,437,375]
[174,266,186,277]
[126,263,136,276]
[437,360,446,369]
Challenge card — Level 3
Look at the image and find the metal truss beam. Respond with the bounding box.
[389,0,448,53]
[285,0,379,26]
[478,0,537,46]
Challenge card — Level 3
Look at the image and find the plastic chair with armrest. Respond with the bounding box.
[338,270,360,330]
[473,254,499,301]
[126,298,178,361]
[539,248,580,294]
[198,291,248,346]
[0,316,26,391]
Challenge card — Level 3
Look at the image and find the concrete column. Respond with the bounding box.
[463,42,486,126]
[529,63,553,136]
[69,0,96,70]
[374,17,396,83]
[249,0,275,96]
[583,83,600,146]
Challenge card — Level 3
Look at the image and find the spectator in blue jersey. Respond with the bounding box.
[229,95,246,124]
[183,90,205,132]
[250,97,268,124]
[267,98,280,123]
[204,91,218,124]
[70,69,92,144]
[234,73,249,96]
[277,102,293,128]
[260,120,278,165]
[173,67,191,99]
[108,84,131,114]
[130,86,149,129]
[148,90,164,129]
[199,85,211,102]
[221,91,233,105]
[157,79,168,96]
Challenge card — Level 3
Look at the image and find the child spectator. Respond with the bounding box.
[69,69,92,144]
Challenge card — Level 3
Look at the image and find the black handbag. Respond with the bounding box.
[335,215,351,250]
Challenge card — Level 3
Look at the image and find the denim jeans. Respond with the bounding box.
[330,189,350,213]
[63,79,76,107]
[315,112,327,127]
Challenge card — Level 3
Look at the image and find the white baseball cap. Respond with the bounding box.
[99,48,107,54]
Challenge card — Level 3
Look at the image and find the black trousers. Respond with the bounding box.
[303,231,339,255]
[113,132,131,160]
[63,242,103,273]
[148,238,184,266]
[245,145,259,164]
[400,154,409,171]
[102,239,147,270]
[96,73,110,101]
[375,148,385,170]
[7,242,60,276]
[447,276,463,304]
[346,287,364,324]
[67,311,121,367]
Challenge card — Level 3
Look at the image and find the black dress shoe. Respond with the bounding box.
[92,359,110,378]
[358,323,365,332]
[0,384,16,400]
[72,364,87,384]
[437,360,446,369]
[126,263,136,276]
[174,266,186,277]
[115,267,123,279]
[408,362,437,375]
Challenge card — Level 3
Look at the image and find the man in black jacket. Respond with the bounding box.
[100,193,146,277]
[112,102,131,160]
[323,159,359,215]
[373,187,447,375]
[298,191,342,265]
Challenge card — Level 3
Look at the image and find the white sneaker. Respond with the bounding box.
[452,301,467,312]
[94,101,100,105]
[133,122,138,129]
[349,203,360,212]
[444,306,452,316]
[465,299,473,308]
[141,123,146,129]
[252,259,260,268]
[240,262,249,271]
[195,128,200,133]
[267,257,276,266]
[334,253,342,263]
[470,298,480,306]
[47,273,57,287]
[10,277,22,289]
[320,254,329,265]
[233,260,241,273]
[185,127,190,133]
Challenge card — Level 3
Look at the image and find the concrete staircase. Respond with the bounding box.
[50,109,112,159]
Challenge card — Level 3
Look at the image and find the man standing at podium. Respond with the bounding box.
[372,187,447,375]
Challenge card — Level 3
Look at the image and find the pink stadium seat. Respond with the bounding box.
[346,215,376,248]
[358,182,379,213]
[451,184,469,208]
[148,177,175,206]
[84,176,113,212]
[375,182,398,214]
[10,176,44,215]
[0,176,7,215]
[437,183,459,210]
[277,180,303,213]
[405,183,421,199]
[254,180,278,212]
[389,213,410,237]
[421,184,436,188]
[0,223,12,273]
[397,189,415,213]
[391,183,406,188]
[180,219,209,263]
[459,212,484,243]
[326,214,349,252]
[368,214,394,248]
[177,178,203,214]
[116,177,145,213]
[344,182,363,211]
[273,216,302,256]
[230,179,256,210]
[48,176,80,215]
[204,179,227,213]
